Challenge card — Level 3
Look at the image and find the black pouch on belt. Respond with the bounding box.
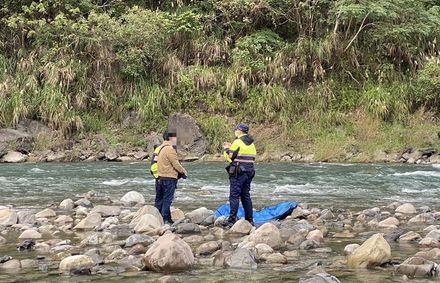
[226,165,237,177]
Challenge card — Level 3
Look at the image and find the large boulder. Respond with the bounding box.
[133,151,149,161]
[261,252,287,264]
[130,205,163,226]
[415,248,440,261]
[16,119,51,137]
[347,233,391,268]
[55,215,74,225]
[20,259,38,269]
[128,244,147,255]
[300,239,321,250]
[279,220,314,240]
[75,198,92,207]
[229,219,253,235]
[143,233,194,272]
[74,213,102,230]
[395,203,416,214]
[133,214,162,234]
[80,232,115,247]
[255,243,274,257]
[35,208,56,218]
[398,231,422,242]
[0,209,18,226]
[175,223,201,234]
[287,230,308,247]
[168,113,207,155]
[186,207,214,224]
[59,199,75,210]
[105,148,120,161]
[125,234,155,248]
[105,248,127,263]
[224,248,257,269]
[46,151,66,162]
[306,230,324,243]
[424,230,440,242]
[59,255,95,274]
[18,229,42,240]
[378,217,399,229]
[396,257,437,278]
[419,230,440,247]
[0,128,33,156]
[0,259,21,271]
[196,241,220,256]
[100,216,119,230]
[17,210,36,225]
[419,237,440,248]
[1,151,27,163]
[171,207,185,222]
[121,191,145,205]
[408,213,435,224]
[90,205,121,217]
[344,244,360,256]
[248,223,282,249]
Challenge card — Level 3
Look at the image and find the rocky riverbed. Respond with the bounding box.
[1,191,440,282]
[2,117,440,165]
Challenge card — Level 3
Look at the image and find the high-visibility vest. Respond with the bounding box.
[223,135,257,165]
[150,144,169,179]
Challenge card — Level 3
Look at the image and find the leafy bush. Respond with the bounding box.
[412,59,440,111]
[232,30,284,72]
[112,8,169,80]
[361,84,409,121]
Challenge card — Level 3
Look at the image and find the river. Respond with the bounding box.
[1,162,440,282]
[1,162,439,210]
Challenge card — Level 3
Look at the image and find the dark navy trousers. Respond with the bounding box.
[229,172,254,222]
[154,179,177,222]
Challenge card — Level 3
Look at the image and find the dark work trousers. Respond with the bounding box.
[154,179,162,212]
[156,179,177,222]
[229,171,254,222]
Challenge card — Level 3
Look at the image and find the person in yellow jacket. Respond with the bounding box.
[155,129,187,224]
[223,124,256,226]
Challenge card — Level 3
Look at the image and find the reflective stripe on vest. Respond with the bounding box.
[231,138,256,165]
[234,155,256,163]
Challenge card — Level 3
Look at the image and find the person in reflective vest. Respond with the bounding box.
[156,129,187,224]
[223,123,256,226]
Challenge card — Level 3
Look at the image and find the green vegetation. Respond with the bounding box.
[0,0,440,159]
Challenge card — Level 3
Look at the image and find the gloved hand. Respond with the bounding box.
[182,175,187,180]
[223,142,231,149]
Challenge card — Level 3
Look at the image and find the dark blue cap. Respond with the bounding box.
[234,124,249,133]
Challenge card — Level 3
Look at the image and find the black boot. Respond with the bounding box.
[225,216,237,228]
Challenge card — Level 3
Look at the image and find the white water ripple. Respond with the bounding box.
[102,178,152,186]
[391,171,440,177]
[29,168,46,173]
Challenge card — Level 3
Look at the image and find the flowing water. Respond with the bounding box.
[1,162,440,282]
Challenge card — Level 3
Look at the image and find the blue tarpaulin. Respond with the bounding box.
[214,201,298,225]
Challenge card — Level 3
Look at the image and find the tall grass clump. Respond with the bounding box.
[199,116,231,153]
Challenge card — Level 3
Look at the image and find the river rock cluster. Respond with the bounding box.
[0,115,205,164]
[1,192,440,281]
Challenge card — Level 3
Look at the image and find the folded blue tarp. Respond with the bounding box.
[214,201,298,225]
